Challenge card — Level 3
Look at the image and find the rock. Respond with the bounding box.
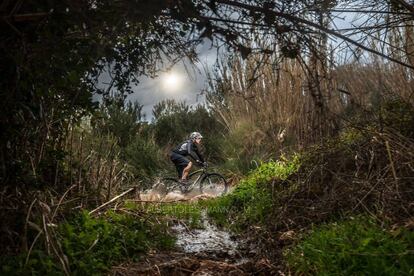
[279,230,295,241]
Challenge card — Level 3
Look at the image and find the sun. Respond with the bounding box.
[162,72,183,92]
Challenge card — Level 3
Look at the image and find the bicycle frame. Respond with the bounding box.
[187,167,207,188]
[162,165,227,195]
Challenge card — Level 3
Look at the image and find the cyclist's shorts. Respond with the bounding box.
[170,152,190,178]
[170,152,190,167]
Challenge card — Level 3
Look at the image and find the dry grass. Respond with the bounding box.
[0,120,136,256]
[207,49,414,159]
[65,121,135,205]
[269,127,414,234]
[207,53,342,156]
[334,63,414,107]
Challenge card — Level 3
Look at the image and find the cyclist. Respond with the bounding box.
[170,132,205,184]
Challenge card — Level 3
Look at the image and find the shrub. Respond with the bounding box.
[218,121,272,175]
[123,135,163,180]
[380,98,414,138]
[59,211,175,275]
[285,217,414,275]
[1,211,175,275]
[1,251,61,276]
[203,155,301,231]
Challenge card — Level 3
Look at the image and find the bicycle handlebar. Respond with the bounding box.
[197,160,208,168]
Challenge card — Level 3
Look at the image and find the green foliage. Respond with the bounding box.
[144,202,204,229]
[93,99,143,148]
[380,98,414,138]
[343,96,414,139]
[218,122,268,175]
[338,128,366,146]
[216,121,289,176]
[152,100,225,162]
[90,97,166,181]
[152,100,196,145]
[58,211,174,275]
[249,155,301,183]
[1,250,63,276]
[285,217,414,275]
[1,210,174,275]
[204,155,301,231]
[124,135,163,179]
[0,211,175,275]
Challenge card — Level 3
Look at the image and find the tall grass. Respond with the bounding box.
[206,53,341,176]
[206,47,414,176]
[206,53,340,148]
[64,119,135,204]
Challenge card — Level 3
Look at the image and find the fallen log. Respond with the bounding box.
[89,188,135,215]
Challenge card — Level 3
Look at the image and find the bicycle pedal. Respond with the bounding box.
[179,179,188,185]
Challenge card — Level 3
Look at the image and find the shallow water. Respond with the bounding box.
[139,181,240,259]
[172,211,240,258]
[112,183,271,274]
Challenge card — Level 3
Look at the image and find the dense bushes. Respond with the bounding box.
[217,121,272,175]
[124,136,163,181]
[203,156,301,231]
[60,211,174,274]
[0,97,230,272]
[95,98,228,180]
[151,100,226,161]
[285,217,414,275]
[202,99,414,274]
[1,211,174,275]
[3,65,413,274]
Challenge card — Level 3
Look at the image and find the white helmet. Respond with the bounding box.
[190,132,203,140]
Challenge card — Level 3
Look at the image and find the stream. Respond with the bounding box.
[110,184,278,275]
[171,210,242,259]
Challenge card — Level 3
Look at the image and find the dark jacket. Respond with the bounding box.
[172,140,204,163]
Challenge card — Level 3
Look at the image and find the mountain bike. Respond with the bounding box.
[162,164,228,195]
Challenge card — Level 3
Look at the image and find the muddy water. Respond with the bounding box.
[172,210,240,258]
[112,183,279,274]
[140,182,242,259]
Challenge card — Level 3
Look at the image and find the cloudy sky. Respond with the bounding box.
[126,40,218,121]
[124,11,362,121]
[97,10,362,121]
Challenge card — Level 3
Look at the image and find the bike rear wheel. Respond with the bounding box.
[200,173,228,196]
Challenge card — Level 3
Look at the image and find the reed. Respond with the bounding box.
[207,48,414,164]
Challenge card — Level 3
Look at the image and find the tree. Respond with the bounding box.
[2,0,414,184]
[2,0,413,257]
[151,100,225,160]
[94,97,144,148]
[0,0,197,185]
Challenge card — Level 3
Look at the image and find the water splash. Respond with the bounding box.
[172,211,240,258]
[140,178,226,202]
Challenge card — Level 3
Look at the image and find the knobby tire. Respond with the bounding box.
[200,173,228,195]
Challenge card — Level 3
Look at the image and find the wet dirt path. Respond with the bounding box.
[172,210,240,258]
[111,187,278,275]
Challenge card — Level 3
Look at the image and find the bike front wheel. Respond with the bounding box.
[200,173,228,196]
